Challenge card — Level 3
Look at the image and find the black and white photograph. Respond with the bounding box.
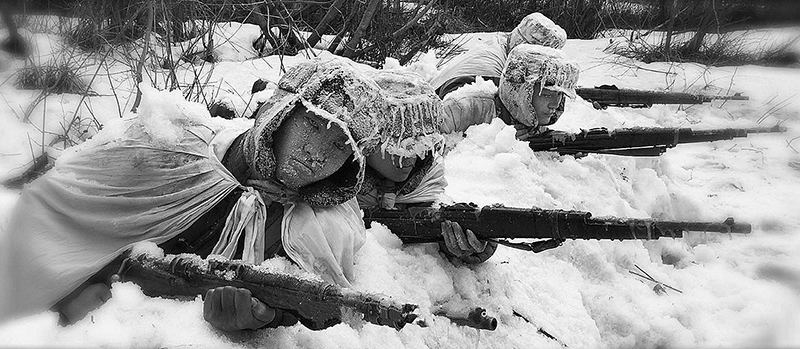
[0,0,799,347]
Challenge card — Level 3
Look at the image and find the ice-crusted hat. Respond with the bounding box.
[244,56,387,206]
[371,69,444,158]
[507,12,567,51]
[499,44,579,127]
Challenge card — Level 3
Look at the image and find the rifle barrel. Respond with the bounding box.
[120,253,420,330]
[364,205,751,243]
[576,87,706,106]
[528,126,786,156]
[576,87,750,107]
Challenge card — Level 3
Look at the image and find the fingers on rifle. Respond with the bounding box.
[220,286,236,318]
[462,240,497,264]
[482,240,498,258]
[465,229,487,253]
[441,221,462,257]
[204,286,249,331]
[250,297,276,326]
[232,288,274,330]
[451,222,471,252]
[232,288,250,328]
[203,288,220,324]
[233,288,257,329]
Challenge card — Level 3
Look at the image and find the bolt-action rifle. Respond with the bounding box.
[527,125,786,157]
[363,203,751,253]
[114,252,497,331]
[576,85,749,109]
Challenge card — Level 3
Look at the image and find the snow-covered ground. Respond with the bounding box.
[1,21,799,348]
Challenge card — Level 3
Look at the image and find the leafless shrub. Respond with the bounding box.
[437,0,658,40]
[15,61,87,94]
[610,31,799,67]
[606,0,799,67]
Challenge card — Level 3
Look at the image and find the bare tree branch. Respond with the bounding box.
[391,0,437,39]
[341,0,381,58]
[307,0,345,48]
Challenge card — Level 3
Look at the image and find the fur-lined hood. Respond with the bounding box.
[243,57,387,206]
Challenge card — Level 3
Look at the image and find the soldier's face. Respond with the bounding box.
[272,107,353,189]
[366,150,417,182]
[530,83,564,126]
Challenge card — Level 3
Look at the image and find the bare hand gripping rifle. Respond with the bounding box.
[576,85,749,109]
[527,125,786,157]
[363,203,751,253]
[114,252,498,331]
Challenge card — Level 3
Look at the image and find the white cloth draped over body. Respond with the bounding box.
[359,156,448,209]
[0,115,365,321]
[428,42,507,92]
[427,42,506,135]
[396,158,447,205]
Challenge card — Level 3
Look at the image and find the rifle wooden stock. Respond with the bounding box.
[527,125,786,157]
[363,203,751,244]
[576,86,749,108]
[117,253,420,330]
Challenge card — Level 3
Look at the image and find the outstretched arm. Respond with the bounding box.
[439,78,500,134]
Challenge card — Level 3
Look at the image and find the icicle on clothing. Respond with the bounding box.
[381,98,445,158]
[0,112,365,321]
[500,45,579,98]
[499,44,579,128]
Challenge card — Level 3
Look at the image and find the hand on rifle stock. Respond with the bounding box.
[203,286,297,332]
[514,124,551,141]
[56,282,112,325]
[439,220,497,264]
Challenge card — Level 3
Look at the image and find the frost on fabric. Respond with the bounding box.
[502,44,579,96]
[302,99,362,159]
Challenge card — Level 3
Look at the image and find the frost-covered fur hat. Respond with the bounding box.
[499,44,579,127]
[244,56,386,206]
[507,12,567,51]
[371,69,444,159]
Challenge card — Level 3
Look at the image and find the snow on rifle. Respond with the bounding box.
[576,85,750,109]
[115,252,422,330]
[527,125,787,157]
[363,203,751,253]
[114,252,498,331]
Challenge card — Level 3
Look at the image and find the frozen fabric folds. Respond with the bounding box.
[0,113,244,320]
[282,198,366,288]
